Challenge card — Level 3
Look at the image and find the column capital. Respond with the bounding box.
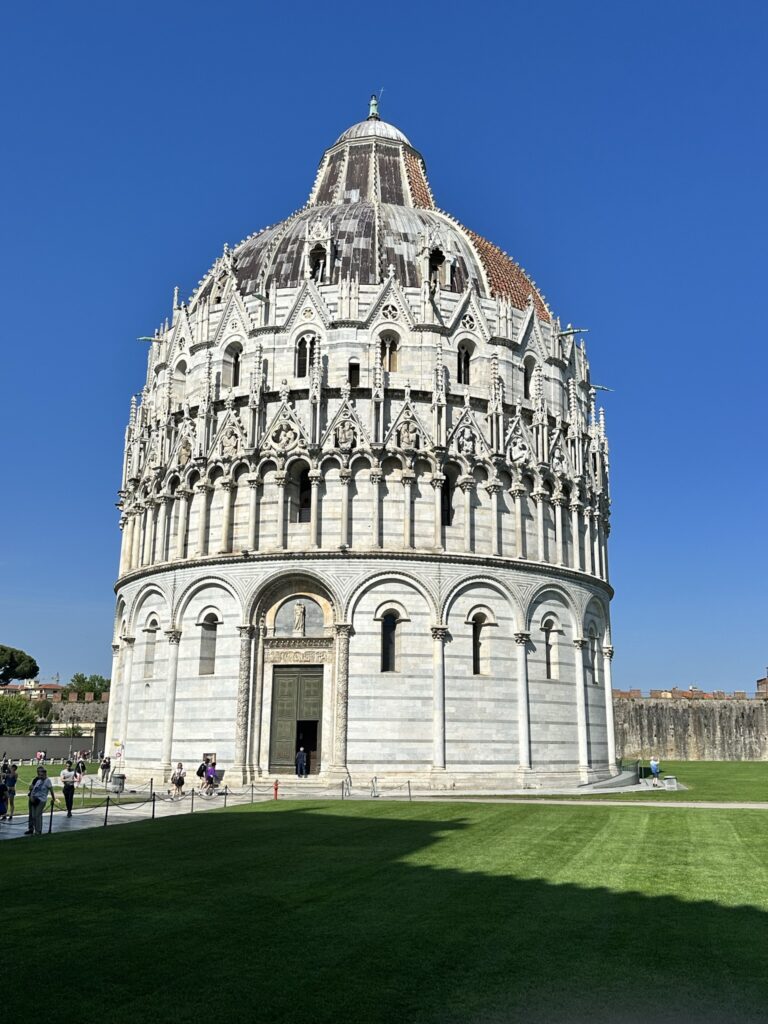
[514,631,531,646]
[195,482,212,495]
[275,471,287,487]
[339,470,352,485]
[430,625,449,642]
[176,488,192,501]
[111,643,120,655]
[246,475,261,490]
[309,470,322,484]
[485,482,502,495]
[573,637,587,650]
[510,485,526,498]
[334,622,353,639]
[552,495,566,508]
[458,476,475,493]
[602,645,614,660]
[220,479,235,492]
[430,474,445,490]
[569,501,583,513]
[165,629,182,645]
[401,471,415,484]
[369,471,382,484]
[122,635,136,647]
[532,488,549,502]
[237,625,255,639]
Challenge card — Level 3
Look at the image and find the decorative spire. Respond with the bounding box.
[368,93,380,121]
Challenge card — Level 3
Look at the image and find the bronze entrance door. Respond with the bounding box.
[269,666,323,774]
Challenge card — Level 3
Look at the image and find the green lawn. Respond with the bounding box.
[593,760,768,802]
[4,800,768,1022]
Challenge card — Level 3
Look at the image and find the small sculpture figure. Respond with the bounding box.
[399,416,418,449]
[510,435,529,463]
[458,426,476,456]
[293,602,306,636]
[551,446,565,474]
[221,427,239,460]
[337,417,356,448]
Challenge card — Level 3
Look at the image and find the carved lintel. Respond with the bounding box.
[265,647,333,664]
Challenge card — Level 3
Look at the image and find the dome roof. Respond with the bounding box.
[334,118,411,146]
[202,103,550,321]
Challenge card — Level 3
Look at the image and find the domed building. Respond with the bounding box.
[107,99,616,789]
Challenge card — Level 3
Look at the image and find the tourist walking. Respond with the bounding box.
[650,756,661,787]
[100,755,111,784]
[25,766,56,835]
[76,755,87,777]
[0,781,8,821]
[60,760,78,817]
[295,747,308,778]
[170,762,186,799]
[5,763,18,820]
[196,758,209,790]
[204,760,218,793]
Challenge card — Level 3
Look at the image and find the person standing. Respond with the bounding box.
[60,760,78,818]
[75,755,87,777]
[204,760,218,793]
[170,762,186,799]
[100,756,111,784]
[650,756,661,787]
[295,747,308,778]
[5,763,18,820]
[196,758,209,790]
[0,781,8,821]
[25,767,56,835]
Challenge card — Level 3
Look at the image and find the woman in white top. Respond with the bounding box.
[170,762,186,799]
[25,767,56,835]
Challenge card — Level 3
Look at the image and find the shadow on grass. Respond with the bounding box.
[6,803,767,1023]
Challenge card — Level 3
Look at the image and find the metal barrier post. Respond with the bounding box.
[104,795,110,827]
[224,786,228,809]
[407,780,412,802]
[48,802,54,834]
[251,782,254,804]
[150,778,154,798]
[191,789,195,814]
[273,779,279,800]
[341,781,345,800]
[152,793,156,819]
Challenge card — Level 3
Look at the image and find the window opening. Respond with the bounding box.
[348,360,360,388]
[543,618,557,680]
[457,345,471,385]
[381,613,399,672]
[523,357,536,400]
[429,247,445,293]
[380,333,399,373]
[309,243,326,282]
[143,619,159,679]
[199,614,218,675]
[441,476,455,527]
[472,613,487,675]
[298,468,312,524]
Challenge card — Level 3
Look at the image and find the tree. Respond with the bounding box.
[0,645,39,686]
[0,695,38,735]
[64,673,110,700]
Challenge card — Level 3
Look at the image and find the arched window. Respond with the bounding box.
[381,612,400,672]
[380,332,399,372]
[429,247,445,292]
[298,467,312,523]
[348,359,360,388]
[223,343,242,389]
[143,618,159,679]
[441,475,455,527]
[542,617,558,680]
[471,613,488,675]
[173,361,187,407]
[457,344,471,385]
[309,243,326,281]
[523,356,536,400]
[589,628,601,685]
[199,613,219,675]
[295,334,317,378]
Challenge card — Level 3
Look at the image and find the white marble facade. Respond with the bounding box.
[107,101,616,788]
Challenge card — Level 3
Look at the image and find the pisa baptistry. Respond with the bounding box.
[107,99,616,789]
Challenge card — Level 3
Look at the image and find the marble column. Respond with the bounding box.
[601,520,610,583]
[104,643,121,751]
[553,497,565,567]
[155,496,169,563]
[602,645,616,768]
[431,626,448,769]
[218,480,234,554]
[486,483,501,556]
[333,624,353,768]
[175,489,190,560]
[117,637,135,756]
[370,471,382,548]
[592,510,602,578]
[583,506,594,575]
[247,477,260,550]
[514,632,531,770]
[274,472,286,549]
[195,483,212,557]
[573,638,590,770]
[309,471,321,549]
[160,630,182,776]
[431,475,444,550]
[460,478,475,552]
[249,618,267,777]
[232,625,254,782]
[570,502,582,571]
[340,470,351,548]
[402,471,414,549]
[131,508,142,569]
[143,500,157,567]
[512,486,525,559]
[534,490,547,562]
[118,518,130,576]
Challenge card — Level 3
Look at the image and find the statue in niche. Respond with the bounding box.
[551,446,565,474]
[178,437,192,468]
[336,417,355,448]
[457,426,476,456]
[399,416,418,449]
[293,601,306,637]
[271,420,298,451]
[510,434,529,464]
[221,427,239,460]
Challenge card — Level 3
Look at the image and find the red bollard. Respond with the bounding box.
[273,779,279,800]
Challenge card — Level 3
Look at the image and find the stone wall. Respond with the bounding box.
[614,698,768,760]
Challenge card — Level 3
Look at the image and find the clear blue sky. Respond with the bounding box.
[1,1,766,690]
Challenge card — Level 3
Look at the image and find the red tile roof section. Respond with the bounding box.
[464,228,550,322]
[404,151,434,210]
